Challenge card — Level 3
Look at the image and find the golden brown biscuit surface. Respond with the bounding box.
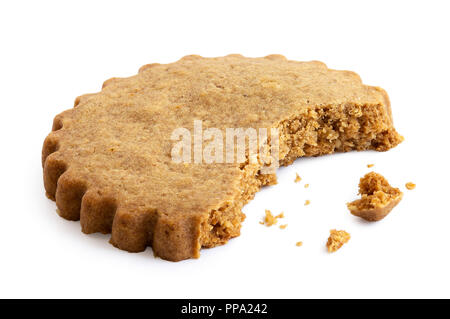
[42,55,402,261]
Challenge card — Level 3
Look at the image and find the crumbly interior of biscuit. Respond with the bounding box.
[200,104,401,248]
[348,172,402,211]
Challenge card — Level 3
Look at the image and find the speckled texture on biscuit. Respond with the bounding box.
[42,55,402,261]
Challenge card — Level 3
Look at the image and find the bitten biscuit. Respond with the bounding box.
[42,55,402,261]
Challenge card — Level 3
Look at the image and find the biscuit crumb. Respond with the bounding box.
[304,184,309,188]
[294,173,302,183]
[326,229,350,253]
[279,224,288,229]
[304,200,310,206]
[296,241,303,247]
[261,210,284,226]
[367,164,374,168]
[405,182,416,190]
[347,172,403,221]
[275,212,284,219]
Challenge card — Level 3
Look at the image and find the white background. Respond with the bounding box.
[1,0,449,298]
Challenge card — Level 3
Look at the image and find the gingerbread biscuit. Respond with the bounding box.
[42,55,402,261]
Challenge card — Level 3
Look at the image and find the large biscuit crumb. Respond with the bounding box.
[347,172,403,221]
[326,229,350,253]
